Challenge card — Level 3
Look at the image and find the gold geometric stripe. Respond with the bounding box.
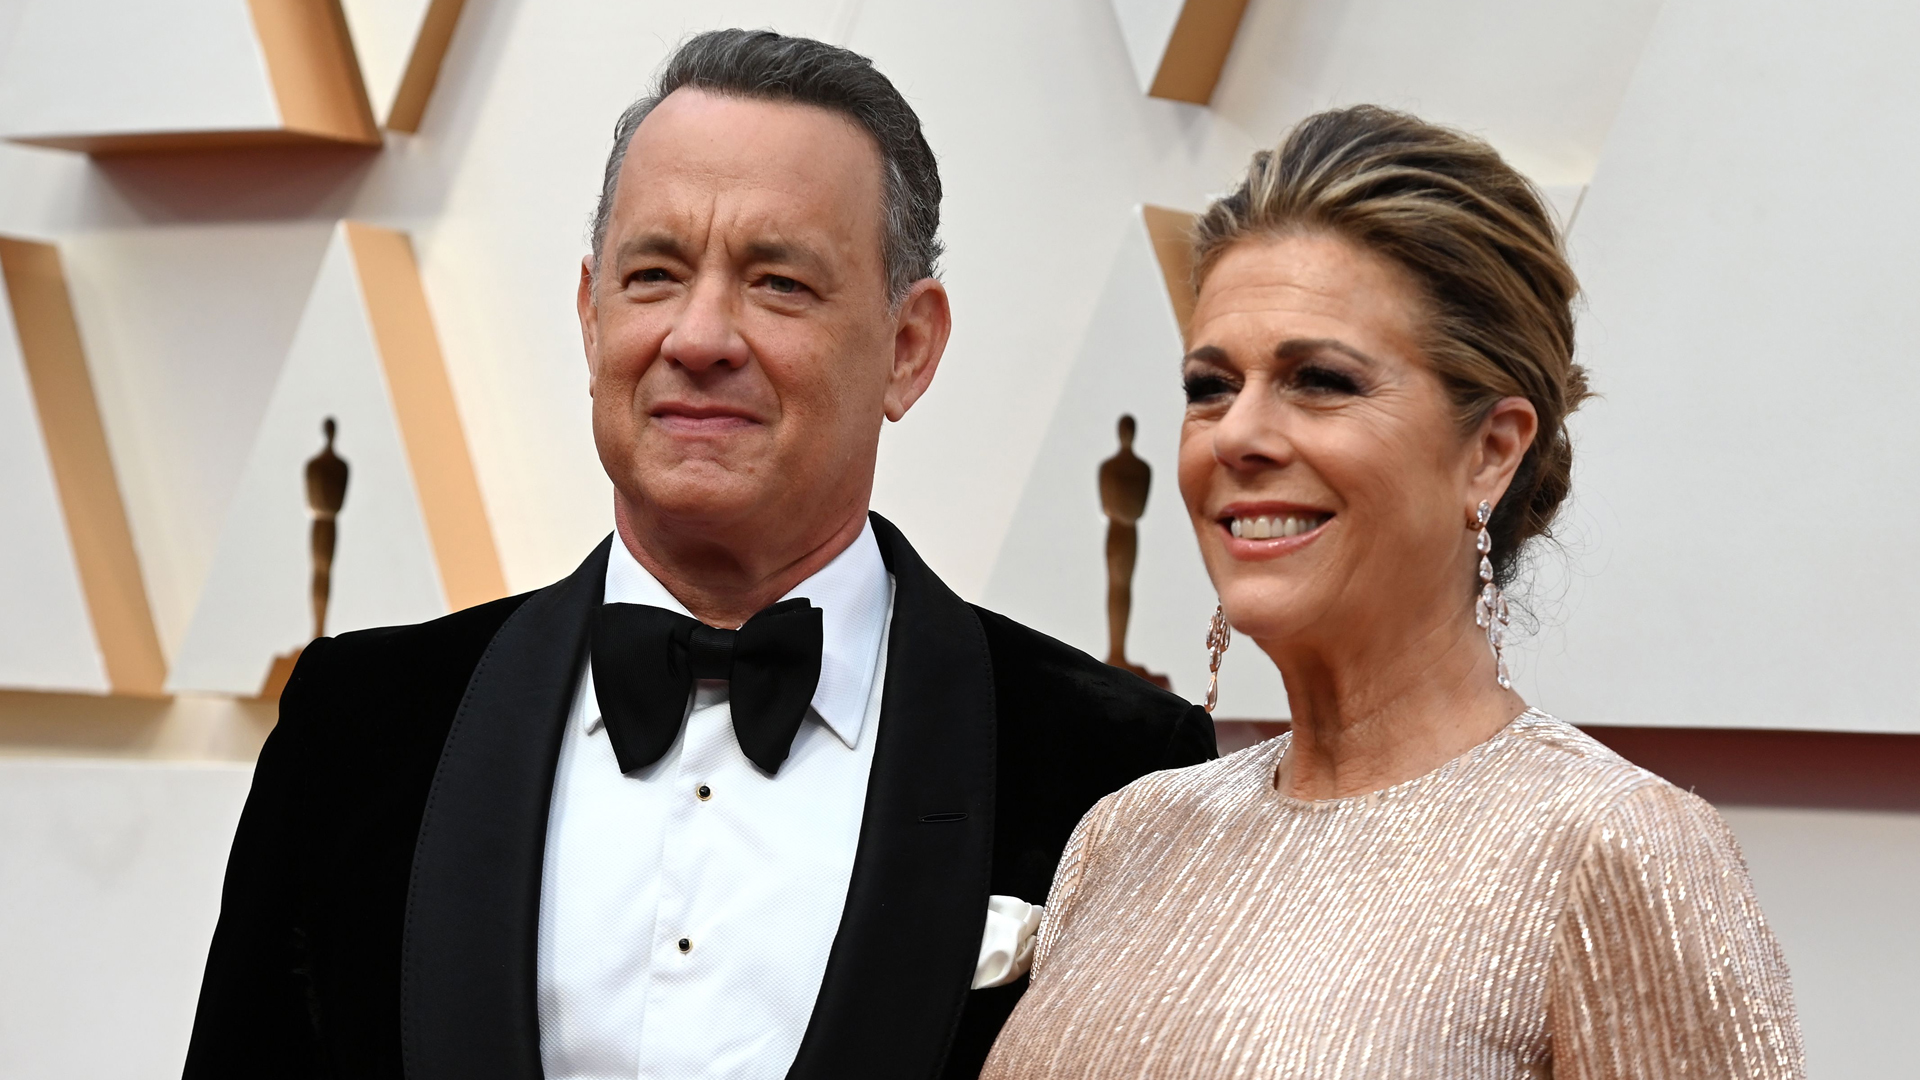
[1147,0,1252,106]
[0,237,167,697]
[345,222,506,612]
[386,0,470,133]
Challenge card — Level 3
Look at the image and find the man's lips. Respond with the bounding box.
[649,404,762,433]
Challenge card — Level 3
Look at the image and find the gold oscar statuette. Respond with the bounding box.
[260,417,350,699]
[1100,414,1170,690]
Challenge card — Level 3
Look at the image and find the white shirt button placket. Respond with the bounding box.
[635,683,730,1077]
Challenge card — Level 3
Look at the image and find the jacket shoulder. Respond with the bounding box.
[297,593,532,696]
[970,604,1205,735]
[966,604,1215,906]
[970,603,1215,795]
[277,591,534,764]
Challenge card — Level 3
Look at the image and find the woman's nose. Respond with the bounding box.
[1212,388,1294,472]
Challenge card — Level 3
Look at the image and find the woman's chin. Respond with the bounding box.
[1215,586,1327,648]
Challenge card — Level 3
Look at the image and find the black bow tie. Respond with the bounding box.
[592,598,824,775]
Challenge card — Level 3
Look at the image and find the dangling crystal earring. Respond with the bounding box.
[1204,603,1232,714]
[1472,500,1513,689]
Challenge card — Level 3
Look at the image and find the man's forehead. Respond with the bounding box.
[606,89,885,259]
[622,88,881,189]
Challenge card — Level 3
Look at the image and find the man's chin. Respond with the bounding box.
[620,469,767,528]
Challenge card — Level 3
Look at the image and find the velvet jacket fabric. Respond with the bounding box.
[185,514,1215,1080]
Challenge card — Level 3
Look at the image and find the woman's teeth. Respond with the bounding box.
[1228,514,1326,540]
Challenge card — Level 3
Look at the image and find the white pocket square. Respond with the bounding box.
[972,894,1043,989]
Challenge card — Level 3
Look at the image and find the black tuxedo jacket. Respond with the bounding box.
[185,514,1214,1079]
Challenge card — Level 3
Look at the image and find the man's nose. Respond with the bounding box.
[660,274,749,373]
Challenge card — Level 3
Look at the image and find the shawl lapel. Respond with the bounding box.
[785,513,999,1080]
[400,537,611,1080]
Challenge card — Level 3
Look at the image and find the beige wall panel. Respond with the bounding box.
[0,238,165,697]
[167,224,455,695]
[167,223,500,695]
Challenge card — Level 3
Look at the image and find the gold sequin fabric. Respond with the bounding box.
[981,710,1803,1079]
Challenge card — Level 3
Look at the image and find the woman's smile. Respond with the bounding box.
[1216,502,1333,560]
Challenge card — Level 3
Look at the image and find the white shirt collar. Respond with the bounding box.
[597,520,891,749]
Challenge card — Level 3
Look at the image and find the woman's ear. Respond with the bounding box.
[1469,396,1539,509]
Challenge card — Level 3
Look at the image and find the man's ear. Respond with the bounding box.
[883,278,951,422]
[577,256,600,393]
[1468,396,1539,510]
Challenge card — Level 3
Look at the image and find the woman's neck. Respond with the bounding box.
[1264,600,1527,800]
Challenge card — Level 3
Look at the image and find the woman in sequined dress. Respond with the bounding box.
[981,107,1804,1079]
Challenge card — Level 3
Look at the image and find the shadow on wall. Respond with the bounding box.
[87,144,380,225]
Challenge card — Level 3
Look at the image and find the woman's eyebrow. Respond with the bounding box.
[1275,337,1379,367]
[1184,344,1230,365]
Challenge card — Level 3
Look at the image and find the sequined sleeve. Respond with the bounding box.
[1548,781,1806,1079]
[1029,792,1120,978]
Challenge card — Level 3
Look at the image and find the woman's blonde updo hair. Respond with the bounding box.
[1193,105,1590,586]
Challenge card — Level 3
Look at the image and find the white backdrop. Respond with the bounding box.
[1517,0,1920,733]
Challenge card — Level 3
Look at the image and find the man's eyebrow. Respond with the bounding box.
[612,233,685,262]
[1275,337,1379,367]
[742,240,829,276]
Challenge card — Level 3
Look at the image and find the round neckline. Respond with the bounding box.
[1262,707,1547,807]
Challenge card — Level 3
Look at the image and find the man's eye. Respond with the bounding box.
[1183,374,1237,404]
[633,268,672,284]
[765,275,800,294]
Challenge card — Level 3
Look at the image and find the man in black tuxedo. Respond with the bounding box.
[185,29,1212,1080]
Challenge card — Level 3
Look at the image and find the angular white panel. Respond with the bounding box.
[0,0,278,141]
[339,0,465,131]
[1106,0,1248,104]
[0,273,108,693]
[1519,0,1920,732]
[340,0,434,123]
[167,226,448,695]
[983,208,1287,717]
[1110,0,1187,96]
[0,0,377,152]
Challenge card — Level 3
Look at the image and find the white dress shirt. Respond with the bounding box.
[536,523,893,1080]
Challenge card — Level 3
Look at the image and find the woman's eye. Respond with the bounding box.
[764,275,800,294]
[1183,373,1237,404]
[1294,364,1362,395]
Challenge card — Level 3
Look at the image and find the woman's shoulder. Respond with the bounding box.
[1501,710,1729,838]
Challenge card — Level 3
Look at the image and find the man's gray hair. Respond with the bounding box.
[589,29,943,303]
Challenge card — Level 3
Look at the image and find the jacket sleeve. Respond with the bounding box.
[182,640,335,1078]
[1156,702,1218,771]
